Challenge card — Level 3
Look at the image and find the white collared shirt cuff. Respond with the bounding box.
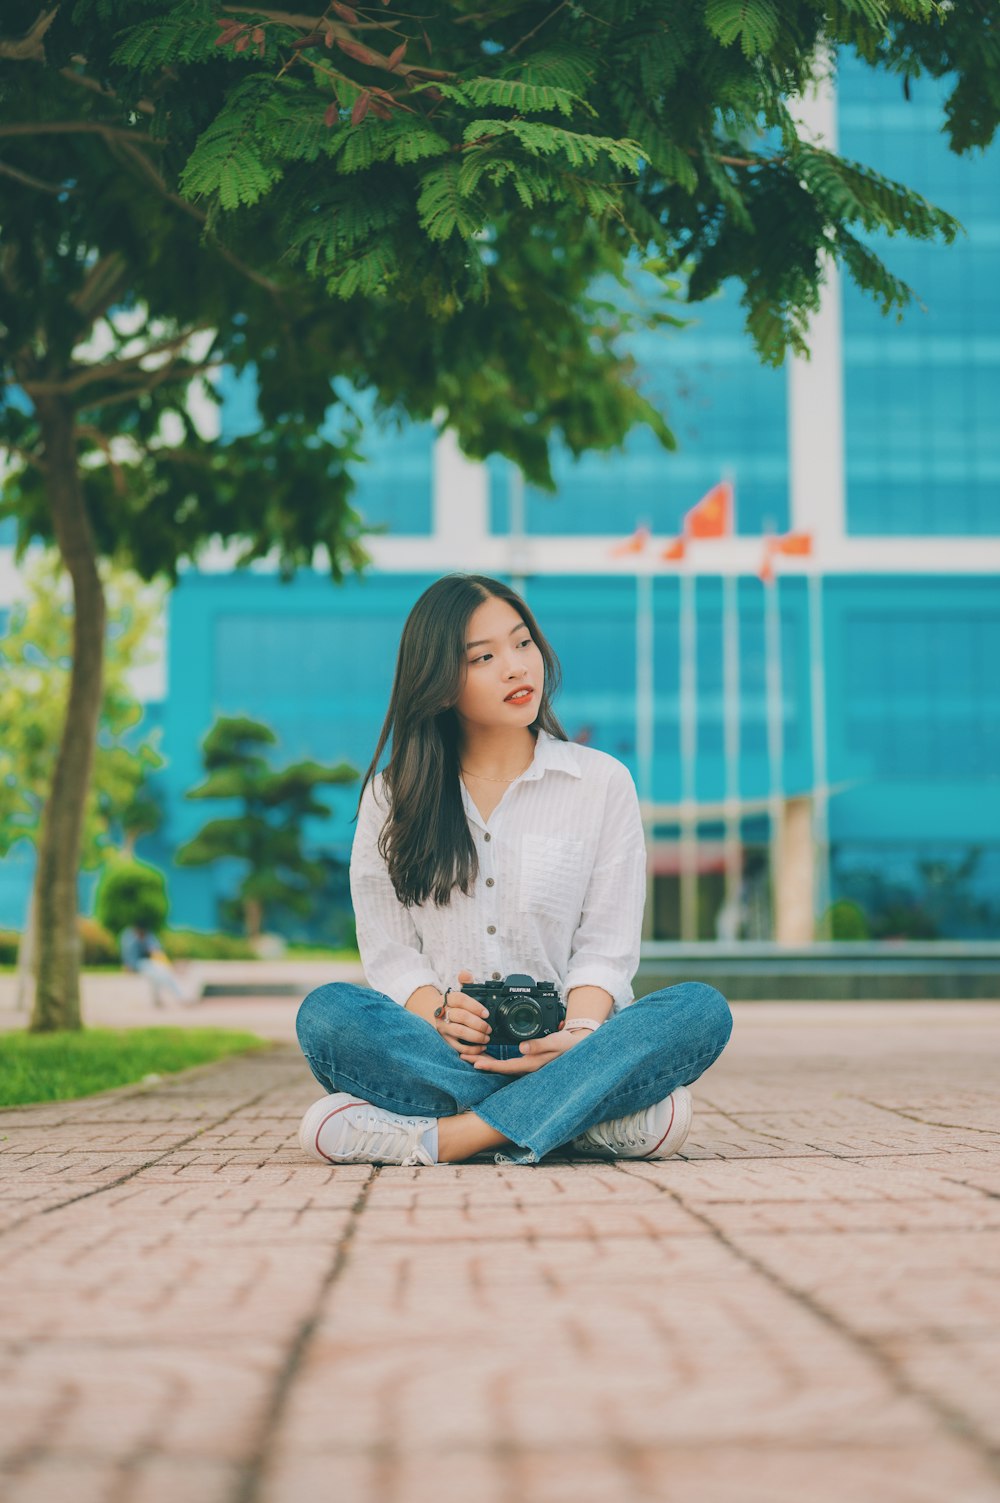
[563,967,633,1012]
[371,966,443,1008]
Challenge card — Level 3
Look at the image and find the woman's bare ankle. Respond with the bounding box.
[437,1112,510,1163]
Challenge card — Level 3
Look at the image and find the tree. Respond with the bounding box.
[175,716,356,939]
[1,1,996,1028]
[0,553,164,874]
[0,552,166,1015]
[95,857,170,937]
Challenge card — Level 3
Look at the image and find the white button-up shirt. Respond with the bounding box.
[349,729,647,1012]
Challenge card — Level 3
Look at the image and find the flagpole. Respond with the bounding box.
[719,468,741,939]
[722,569,742,935]
[635,559,655,939]
[808,567,831,939]
[679,566,698,941]
[509,463,527,596]
[763,563,785,940]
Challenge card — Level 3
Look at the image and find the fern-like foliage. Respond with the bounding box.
[463,119,643,171]
[113,7,223,70]
[462,77,593,118]
[498,48,597,95]
[704,0,781,59]
[180,90,283,209]
[833,228,920,316]
[48,0,998,370]
[698,135,754,232]
[417,162,487,241]
[330,117,450,173]
[794,146,962,241]
[286,183,408,273]
[325,240,401,299]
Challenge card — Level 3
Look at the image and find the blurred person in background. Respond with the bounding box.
[120,924,202,1008]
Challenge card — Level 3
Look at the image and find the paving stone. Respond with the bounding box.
[1,999,999,1503]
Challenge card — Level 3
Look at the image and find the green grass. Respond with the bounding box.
[0,1027,271,1107]
[284,945,360,961]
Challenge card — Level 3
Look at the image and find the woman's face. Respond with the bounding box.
[453,595,545,734]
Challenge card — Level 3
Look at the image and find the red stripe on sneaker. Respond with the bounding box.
[639,1093,676,1159]
[313,1101,356,1163]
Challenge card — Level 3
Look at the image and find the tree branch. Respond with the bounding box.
[219,7,387,33]
[0,122,161,145]
[107,136,291,297]
[74,357,221,413]
[0,7,59,62]
[69,251,130,323]
[23,329,214,396]
[507,0,568,57]
[76,424,127,494]
[0,442,47,474]
[0,158,72,194]
[218,6,454,78]
[58,66,156,118]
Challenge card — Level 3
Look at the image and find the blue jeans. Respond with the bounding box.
[295,981,733,1164]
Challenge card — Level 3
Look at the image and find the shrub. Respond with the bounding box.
[826,900,871,941]
[95,858,169,935]
[160,928,256,960]
[78,916,119,964]
[0,919,119,965]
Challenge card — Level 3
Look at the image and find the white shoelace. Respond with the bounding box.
[334,1105,435,1166]
[585,1104,656,1153]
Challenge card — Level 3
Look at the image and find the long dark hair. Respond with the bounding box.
[357,574,568,908]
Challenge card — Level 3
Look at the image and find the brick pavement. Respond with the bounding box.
[1,999,999,1503]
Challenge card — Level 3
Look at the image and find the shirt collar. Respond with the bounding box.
[521,728,583,782]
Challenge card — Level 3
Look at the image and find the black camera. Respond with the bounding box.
[460,973,565,1044]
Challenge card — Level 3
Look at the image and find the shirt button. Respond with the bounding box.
[485,877,495,887]
[492,971,501,980]
[484,833,491,842]
[487,925,496,935]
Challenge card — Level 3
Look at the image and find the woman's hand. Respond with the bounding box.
[435,969,492,1060]
[471,1024,586,1075]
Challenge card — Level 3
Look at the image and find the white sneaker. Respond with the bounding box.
[571,1086,693,1160]
[298,1093,437,1166]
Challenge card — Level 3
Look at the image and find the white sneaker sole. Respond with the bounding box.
[575,1085,694,1160]
[641,1085,693,1158]
[298,1093,364,1163]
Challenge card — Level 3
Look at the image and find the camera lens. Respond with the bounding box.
[499,997,541,1040]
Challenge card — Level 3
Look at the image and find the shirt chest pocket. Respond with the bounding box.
[518,834,586,920]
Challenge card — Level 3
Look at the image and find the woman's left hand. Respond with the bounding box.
[471,1025,587,1075]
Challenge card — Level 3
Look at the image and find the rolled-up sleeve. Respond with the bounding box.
[562,762,646,1010]
[349,778,443,1007]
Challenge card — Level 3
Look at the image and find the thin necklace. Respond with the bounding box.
[460,754,534,784]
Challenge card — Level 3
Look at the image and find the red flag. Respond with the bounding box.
[758,530,813,584]
[660,536,686,562]
[684,481,733,540]
[774,531,812,557]
[609,524,650,558]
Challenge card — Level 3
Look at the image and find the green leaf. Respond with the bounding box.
[326,241,401,299]
[417,161,486,241]
[704,0,780,58]
[113,8,220,70]
[463,119,643,171]
[462,77,593,119]
[181,114,282,209]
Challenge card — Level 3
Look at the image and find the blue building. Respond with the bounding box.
[2,51,998,943]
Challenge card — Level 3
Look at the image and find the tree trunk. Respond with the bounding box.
[29,395,106,1033]
[14,882,36,1014]
[244,897,263,940]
